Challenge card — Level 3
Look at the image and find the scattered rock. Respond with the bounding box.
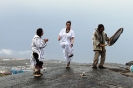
[122,72,133,77]
[125,61,133,66]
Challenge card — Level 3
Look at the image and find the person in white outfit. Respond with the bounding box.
[30,28,48,76]
[58,21,75,68]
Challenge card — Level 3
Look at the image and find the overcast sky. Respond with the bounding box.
[0,0,133,64]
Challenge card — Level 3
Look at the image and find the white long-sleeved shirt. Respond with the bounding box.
[31,35,47,60]
[59,28,75,44]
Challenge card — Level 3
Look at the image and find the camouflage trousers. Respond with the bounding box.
[92,50,106,67]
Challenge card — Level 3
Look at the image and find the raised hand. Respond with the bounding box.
[44,39,49,43]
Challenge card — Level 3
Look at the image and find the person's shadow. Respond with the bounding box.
[63,67,74,77]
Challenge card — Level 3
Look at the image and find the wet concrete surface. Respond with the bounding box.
[0,63,133,88]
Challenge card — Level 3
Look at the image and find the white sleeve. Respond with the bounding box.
[59,29,63,36]
[71,30,75,38]
[35,38,47,48]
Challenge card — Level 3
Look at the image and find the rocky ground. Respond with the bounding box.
[0,62,133,88]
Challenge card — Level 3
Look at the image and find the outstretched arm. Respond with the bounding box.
[71,37,74,44]
[35,38,47,48]
[70,37,74,47]
[70,31,75,47]
[105,33,110,42]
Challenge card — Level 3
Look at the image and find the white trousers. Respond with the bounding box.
[60,42,73,64]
